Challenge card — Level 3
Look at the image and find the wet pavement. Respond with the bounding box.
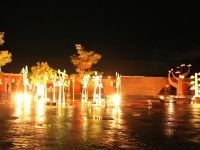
[0,99,200,150]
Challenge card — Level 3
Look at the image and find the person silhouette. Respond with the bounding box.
[6,83,9,92]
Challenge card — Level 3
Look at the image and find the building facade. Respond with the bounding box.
[0,73,192,101]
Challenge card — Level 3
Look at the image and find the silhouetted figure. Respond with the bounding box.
[6,83,9,92]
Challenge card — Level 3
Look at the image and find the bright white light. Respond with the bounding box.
[25,94,32,100]
[36,102,45,122]
[38,98,45,103]
[160,95,164,100]
[112,94,120,106]
[15,93,32,101]
[15,93,23,100]
[37,85,44,96]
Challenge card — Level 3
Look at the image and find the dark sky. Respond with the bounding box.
[1,1,200,62]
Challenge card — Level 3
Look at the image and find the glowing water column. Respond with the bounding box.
[51,73,57,104]
[113,72,121,107]
[190,72,200,100]
[35,74,44,100]
[21,66,29,100]
[116,72,121,96]
[44,73,48,101]
[57,70,62,104]
[60,70,68,106]
[82,74,90,102]
[57,69,68,105]
[92,72,103,105]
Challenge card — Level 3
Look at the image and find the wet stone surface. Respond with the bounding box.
[0,100,200,149]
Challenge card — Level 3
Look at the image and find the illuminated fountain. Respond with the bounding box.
[21,66,29,100]
[51,73,57,105]
[108,76,113,95]
[116,72,121,96]
[57,70,62,104]
[35,73,44,101]
[44,73,48,102]
[56,69,68,106]
[61,70,68,106]
[92,71,103,106]
[82,74,90,103]
[113,72,121,107]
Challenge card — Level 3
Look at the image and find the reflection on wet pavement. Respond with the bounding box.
[0,99,200,149]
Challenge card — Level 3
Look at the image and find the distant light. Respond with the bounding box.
[160,95,164,100]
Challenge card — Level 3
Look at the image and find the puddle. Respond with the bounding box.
[36,124,52,128]
[0,142,14,149]
[82,116,114,120]
[136,117,152,123]
[7,116,18,120]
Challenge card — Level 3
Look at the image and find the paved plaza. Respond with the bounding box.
[0,98,200,150]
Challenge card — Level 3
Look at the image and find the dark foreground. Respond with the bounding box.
[0,99,200,150]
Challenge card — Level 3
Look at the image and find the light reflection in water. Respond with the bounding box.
[80,103,124,145]
[15,96,23,116]
[14,95,32,121]
[111,107,122,127]
[36,101,45,122]
[167,103,174,113]
[190,102,200,129]
[164,103,175,137]
[23,98,31,121]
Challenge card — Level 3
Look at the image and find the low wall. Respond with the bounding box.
[121,76,168,97]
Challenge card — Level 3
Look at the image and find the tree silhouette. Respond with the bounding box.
[70,44,101,78]
[29,62,57,85]
[0,32,12,75]
[29,62,57,100]
[70,44,102,101]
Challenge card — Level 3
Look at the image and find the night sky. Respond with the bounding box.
[1,1,200,62]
